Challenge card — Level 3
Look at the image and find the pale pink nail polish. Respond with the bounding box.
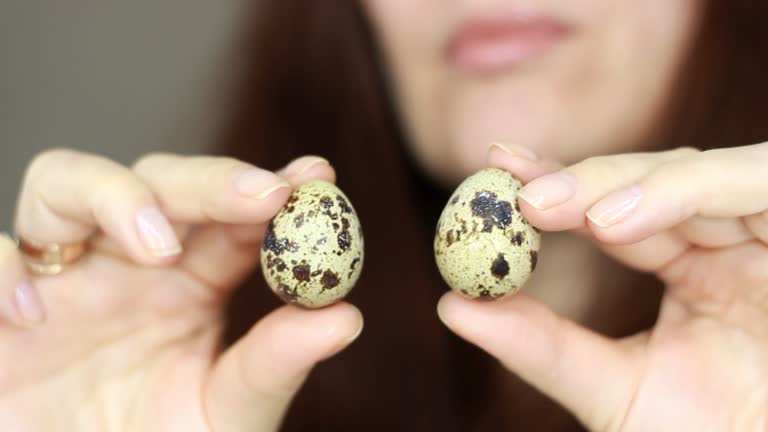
[235,168,290,199]
[518,171,577,210]
[13,282,45,324]
[136,207,182,257]
[297,157,330,175]
[587,185,643,227]
[488,142,540,161]
[325,318,364,359]
[436,298,455,330]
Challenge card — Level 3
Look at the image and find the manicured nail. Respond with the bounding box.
[325,315,364,359]
[342,318,364,345]
[518,171,577,210]
[488,142,540,161]
[235,168,291,199]
[436,297,455,330]
[586,185,643,227]
[13,282,46,324]
[297,157,330,175]
[136,207,182,257]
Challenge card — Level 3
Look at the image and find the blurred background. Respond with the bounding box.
[0,1,247,230]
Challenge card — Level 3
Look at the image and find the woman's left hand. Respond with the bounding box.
[438,143,768,431]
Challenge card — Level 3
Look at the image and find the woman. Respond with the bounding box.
[2,1,767,431]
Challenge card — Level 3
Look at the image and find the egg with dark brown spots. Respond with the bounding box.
[434,168,541,300]
[261,180,363,308]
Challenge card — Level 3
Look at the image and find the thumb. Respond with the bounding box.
[204,302,363,432]
[437,291,640,431]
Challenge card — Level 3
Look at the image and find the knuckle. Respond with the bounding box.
[0,234,21,267]
[574,148,702,181]
[131,152,176,174]
[573,155,630,179]
[90,170,149,203]
[25,148,79,183]
[133,154,250,187]
[206,156,248,175]
[199,156,250,185]
[579,154,610,167]
[88,173,154,223]
[35,150,144,202]
[670,146,701,159]
[654,157,709,181]
[0,232,17,250]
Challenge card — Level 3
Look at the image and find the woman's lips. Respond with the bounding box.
[446,16,571,74]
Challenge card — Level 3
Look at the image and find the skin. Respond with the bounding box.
[364,0,701,183]
[365,0,768,430]
[440,144,768,430]
[0,151,363,431]
[2,2,766,432]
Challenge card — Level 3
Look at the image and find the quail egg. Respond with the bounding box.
[261,180,363,308]
[434,168,541,299]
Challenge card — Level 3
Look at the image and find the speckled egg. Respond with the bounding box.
[434,168,541,300]
[260,180,363,308]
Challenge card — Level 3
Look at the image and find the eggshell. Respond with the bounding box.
[261,180,363,308]
[434,168,541,299]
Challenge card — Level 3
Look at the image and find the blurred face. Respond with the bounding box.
[364,0,703,184]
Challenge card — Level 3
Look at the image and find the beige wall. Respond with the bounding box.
[0,1,248,230]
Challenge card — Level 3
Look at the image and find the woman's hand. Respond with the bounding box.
[438,143,768,431]
[0,149,363,431]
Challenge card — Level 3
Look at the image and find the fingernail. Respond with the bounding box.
[586,185,643,227]
[136,207,182,257]
[488,142,540,161]
[297,157,330,175]
[342,318,364,345]
[436,297,455,330]
[13,282,45,324]
[325,315,364,359]
[518,171,577,210]
[235,168,291,199]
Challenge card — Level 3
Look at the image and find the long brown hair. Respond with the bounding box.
[654,1,768,152]
[218,1,768,431]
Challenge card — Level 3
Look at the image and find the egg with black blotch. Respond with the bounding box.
[261,180,363,308]
[434,168,541,300]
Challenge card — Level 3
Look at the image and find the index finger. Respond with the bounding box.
[131,154,336,225]
[15,149,182,265]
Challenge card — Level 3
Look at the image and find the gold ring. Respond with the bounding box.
[15,236,88,276]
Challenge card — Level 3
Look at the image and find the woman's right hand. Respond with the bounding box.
[439,143,768,431]
[0,149,363,431]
